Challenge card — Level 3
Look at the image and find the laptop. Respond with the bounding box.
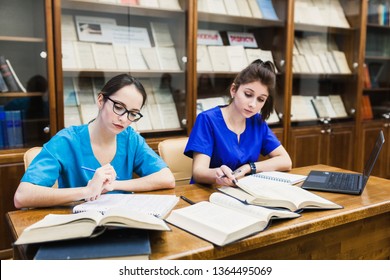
[301,130,385,195]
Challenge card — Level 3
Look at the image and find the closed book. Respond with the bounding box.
[34,229,151,260]
[0,56,20,92]
[6,110,23,148]
[256,0,278,20]
[0,107,7,147]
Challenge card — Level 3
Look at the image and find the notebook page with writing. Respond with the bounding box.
[73,194,179,219]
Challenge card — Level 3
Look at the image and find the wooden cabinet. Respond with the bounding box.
[360,120,390,178]
[289,122,355,169]
[0,0,56,256]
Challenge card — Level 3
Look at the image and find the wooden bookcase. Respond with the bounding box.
[1,0,389,257]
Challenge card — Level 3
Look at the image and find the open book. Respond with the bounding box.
[73,194,179,219]
[220,175,342,212]
[15,208,170,245]
[253,171,307,184]
[165,192,299,246]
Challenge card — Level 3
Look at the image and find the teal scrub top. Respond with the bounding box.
[21,125,167,191]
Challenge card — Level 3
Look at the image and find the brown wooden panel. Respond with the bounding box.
[289,127,323,168]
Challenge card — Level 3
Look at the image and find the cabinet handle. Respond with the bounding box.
[327,128,332,134]
[43,126,50,134]
[321,130,326,134]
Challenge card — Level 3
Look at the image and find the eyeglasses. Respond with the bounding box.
[103,95,143,122]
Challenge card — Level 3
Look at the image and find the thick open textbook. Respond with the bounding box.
[15,208,170,245]
[220,175,342,212]
[165,192,299,246]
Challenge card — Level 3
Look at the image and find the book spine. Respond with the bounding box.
[6,59,26,92]
[0,56,20,92]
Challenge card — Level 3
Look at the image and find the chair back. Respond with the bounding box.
[23,146,58,188]
[158,137,192,185]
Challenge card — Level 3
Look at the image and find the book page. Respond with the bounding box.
[113,44,130,70]
[166,201,264,246]
[329,95,348,117]
[140,47,161,70]
[208,46,230,72]
[225,45,248,72]
[73,194,179,219]
[155,47,180,71]
[236,176,342,211]
[311,98,328,118]
[332,50,351,74]
[210,192,300,220]
[127,47,149,70]
[316,96,337,118]
[92,44,117,69]
[291,95,317,121]
[61,41,78,69]
[253,171,307,184]
[197,45,213,71]
[74,42,96,69]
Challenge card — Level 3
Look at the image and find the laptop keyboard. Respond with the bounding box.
[327,173,359,190]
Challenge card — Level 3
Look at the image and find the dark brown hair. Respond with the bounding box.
[232,59,276,120]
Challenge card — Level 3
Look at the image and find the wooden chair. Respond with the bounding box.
[158,137,192,185]
[23,146,58,188]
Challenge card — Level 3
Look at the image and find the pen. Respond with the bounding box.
[219,169,242,179]
[180,196,195,205]
[81,166,120,179]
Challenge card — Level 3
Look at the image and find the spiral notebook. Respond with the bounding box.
[252,171,307,185]
[73,194,179,219]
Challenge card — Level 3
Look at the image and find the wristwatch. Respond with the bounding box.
[249,162,256,175]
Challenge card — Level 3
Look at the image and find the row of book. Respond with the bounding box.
[293,36,351,74]
[363,62,387,89]
[368,0,390,26]
[0,106,23,148]
[0,55,26,93]
[63,77,182,131]
[291,95,348,121]
[198,0,278,20]
[294,0,350,28]
[95,0,181,10]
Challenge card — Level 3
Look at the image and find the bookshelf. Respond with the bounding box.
[0,0,56,257]
[359,0,390,178]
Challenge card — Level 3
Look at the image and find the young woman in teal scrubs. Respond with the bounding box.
[14,74,175,208]
[184,60,292,186]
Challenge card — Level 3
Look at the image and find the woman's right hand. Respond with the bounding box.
[84,164,117,201]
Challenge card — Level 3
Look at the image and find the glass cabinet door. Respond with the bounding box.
[195,0,289,141]
[55,0,189,141]
[0,0,54,151]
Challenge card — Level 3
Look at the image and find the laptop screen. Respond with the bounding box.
[362,130,385,186]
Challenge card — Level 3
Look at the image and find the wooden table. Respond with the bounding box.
[6,164,390,260]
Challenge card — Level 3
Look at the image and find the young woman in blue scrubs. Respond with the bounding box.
[184,60,292,186]
[14,74,175,208]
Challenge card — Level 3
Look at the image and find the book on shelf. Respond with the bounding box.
[64,106,82,127]
[138,0,159,8]
[5,110,23,148]
[368,62,385,89]
[328,95,348,118]
[305,54,324,73]
[256,0,278,20]
[34,228,151,260]
[247,0,263,18]
[6,59,26,92]
[73,193,179,219]
[220,175,342,212]
[158,0,181,10]
[251,171,307,185]
[311,96,337,118]
[225,45,249,72]
[197,29,224,46]
[197,97,227,115]
[63,78,79,106]
[123,26,151,48]
[331,50,351,74]
[113,44,130,70]
[150,22,174,47]
[73,42,96,69]
[140,47,161,70]
[290,95,318,121]
[223,0,240,16]
[236,0,253,17]
[363,64,372,89]
[165,192,300,246]
[0,71,9,92]
[80,104,97,124]
[73,77,95,105]
[61,41,78,69]
[127,47,149,70]
[61,14,78,41]
[0,107,6,148]
[15,208,170,245]
[92,43,117,69]
[119,0,139,5]
[265,109,280,124]
[318,53,333,74]
[0,56,22,92]
[207,46,230,72]
[75,15,116,43]
[227,32,258,48]
[295,54,311,73]
[245,48,278,72]
[135,104,153,131]
[325,51,340,73]
[204,0,227,14]
[155,47,181,71]
[197,45,213,71]
[361,95,373,120]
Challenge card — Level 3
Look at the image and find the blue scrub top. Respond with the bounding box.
[21,125,167,191]
[184,106,280,181]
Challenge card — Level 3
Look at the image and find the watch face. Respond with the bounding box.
[249,162,256,174]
